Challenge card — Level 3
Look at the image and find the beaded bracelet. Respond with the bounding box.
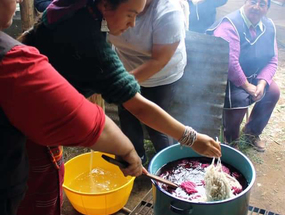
[179,126,197,147]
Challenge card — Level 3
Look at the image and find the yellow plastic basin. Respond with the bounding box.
[63,152,135,215]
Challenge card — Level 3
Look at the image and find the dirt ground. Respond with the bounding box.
[62,49,285,215]
[247,48,285,214]
[62,1,285,215]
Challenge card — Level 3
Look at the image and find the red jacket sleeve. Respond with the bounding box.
[0,45,105,147]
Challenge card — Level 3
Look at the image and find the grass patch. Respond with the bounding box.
[225,108,265,165]
[143,139,156,167]
[228,134,264,165]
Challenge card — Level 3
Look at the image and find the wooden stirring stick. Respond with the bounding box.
[142,167,178,189]
[101,154,178,189]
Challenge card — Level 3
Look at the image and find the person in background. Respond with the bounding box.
[34,0,51,12]
[109,0,187,164]
[207,0,280,152]
[188,0,228,33]
[0,0,143,214]
[18,0,221,214]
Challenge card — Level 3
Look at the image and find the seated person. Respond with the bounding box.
[188,0,228,33]
[207,0,280,152]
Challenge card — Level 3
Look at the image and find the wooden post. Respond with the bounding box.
[88,94,105,111]
[19,0,35,31]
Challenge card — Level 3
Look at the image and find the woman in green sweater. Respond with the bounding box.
[21,0,221,155]
[18,0,221,214]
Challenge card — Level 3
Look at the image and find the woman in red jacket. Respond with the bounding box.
[0,0,143,214]
[10,0,221,214]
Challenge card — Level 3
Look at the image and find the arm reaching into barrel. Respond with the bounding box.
[123,93,222,158]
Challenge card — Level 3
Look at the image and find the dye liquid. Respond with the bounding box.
[157,157,247,202]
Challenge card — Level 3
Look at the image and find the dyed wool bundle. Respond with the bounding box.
[204,158,242,201]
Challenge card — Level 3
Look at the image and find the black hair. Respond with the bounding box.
[245,0,271,8]
[93,0,129,10]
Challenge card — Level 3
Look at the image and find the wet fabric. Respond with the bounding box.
[180,181,198,195]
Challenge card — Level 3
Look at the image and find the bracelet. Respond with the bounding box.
[179,126,197,147]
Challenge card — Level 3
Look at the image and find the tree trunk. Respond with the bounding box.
[20,0,35,31]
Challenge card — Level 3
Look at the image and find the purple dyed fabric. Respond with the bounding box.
[44,0,88,26]
[180,181,198,195]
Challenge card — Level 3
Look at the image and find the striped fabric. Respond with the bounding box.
[48,146,63,169]
[17,141,64,215]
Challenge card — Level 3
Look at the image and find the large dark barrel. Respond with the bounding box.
[149,143,255,215]
[168,31,229,139]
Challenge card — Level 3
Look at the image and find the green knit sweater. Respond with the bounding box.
[35,7,140,105]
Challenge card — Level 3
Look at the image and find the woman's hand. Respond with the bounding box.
[253,80,267,101]
[191,133,221,158]
[120,148,142,177]
[91,116,142,177]
[242,81,257,97]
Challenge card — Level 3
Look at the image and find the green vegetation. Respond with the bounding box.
[227,133,264,164]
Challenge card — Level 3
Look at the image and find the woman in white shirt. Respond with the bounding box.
[109,0,187,163]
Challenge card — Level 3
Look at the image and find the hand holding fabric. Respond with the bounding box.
[191,133,221,158]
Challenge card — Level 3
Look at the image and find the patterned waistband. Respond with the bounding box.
[47,146,63,169]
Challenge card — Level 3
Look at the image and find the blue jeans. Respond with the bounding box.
[118,78,183,158]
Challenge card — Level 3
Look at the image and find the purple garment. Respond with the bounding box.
[213,20,278,87]
[44,0,88,26]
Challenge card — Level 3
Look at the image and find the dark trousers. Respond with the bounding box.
[0,192,26,215]
[118,79,182,157]
[223,80,280,143]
